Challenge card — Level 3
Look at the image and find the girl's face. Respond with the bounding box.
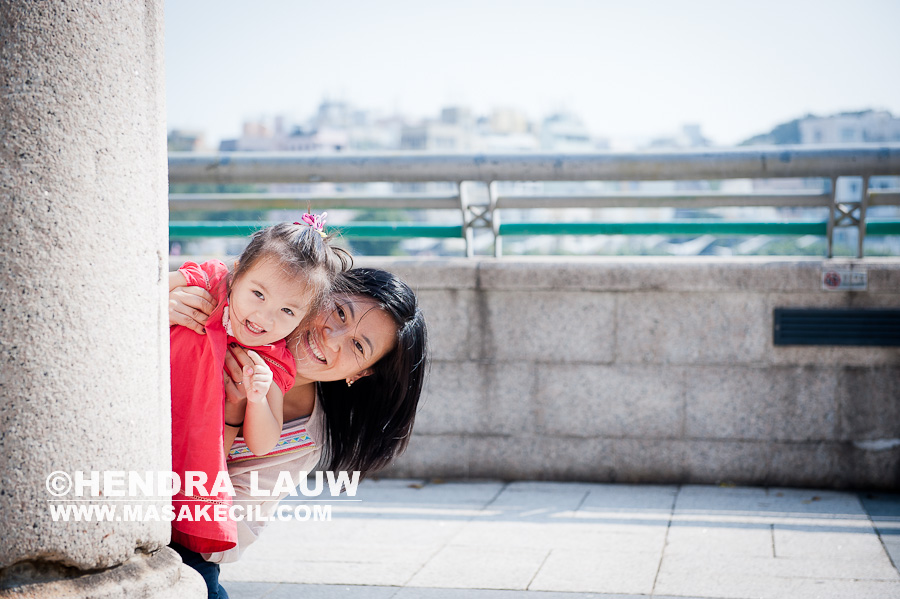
[290,294,397,385]
[228,258,312,347]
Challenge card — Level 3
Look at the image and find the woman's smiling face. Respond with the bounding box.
[290,294,397,384]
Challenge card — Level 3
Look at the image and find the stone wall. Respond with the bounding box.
[366,257,900,489]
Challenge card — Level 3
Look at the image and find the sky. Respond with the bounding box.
[165,0,900,148]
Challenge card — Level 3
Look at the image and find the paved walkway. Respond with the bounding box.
[220,479,900,599]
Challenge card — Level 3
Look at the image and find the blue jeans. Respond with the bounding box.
[169,542,230,599]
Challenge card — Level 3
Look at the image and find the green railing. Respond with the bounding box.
[169,146,900,257]
[498,221,831,237]
[169,221,464,239]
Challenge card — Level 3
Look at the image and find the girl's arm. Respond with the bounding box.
[240,350,284,456]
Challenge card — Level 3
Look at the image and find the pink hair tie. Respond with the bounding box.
[294,212,328,237]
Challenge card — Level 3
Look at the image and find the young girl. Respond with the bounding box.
[168,217,349,555]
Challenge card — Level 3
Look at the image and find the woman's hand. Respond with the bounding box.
[223,358,247,451]
[224,346,249,427]
[169,285,216,335]
[226,344,274,404]
[223,371,247,427]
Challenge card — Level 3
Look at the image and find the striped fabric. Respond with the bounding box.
[227,416,314,464]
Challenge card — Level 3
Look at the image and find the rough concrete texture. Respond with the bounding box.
[352,257,900,488]
[0,0,171,575]
[0,548,205,599]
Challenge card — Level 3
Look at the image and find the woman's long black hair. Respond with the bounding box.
[316,268,428,476]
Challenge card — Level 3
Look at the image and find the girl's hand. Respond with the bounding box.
[242,350,273,404]
[169,285,217,335]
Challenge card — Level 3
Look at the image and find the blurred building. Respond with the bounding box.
[400,105,477,151]
[752,110,900,195]
[400,120,472,151]
[539,112,598,152]
[167,129,207,151]
[647,123,710,149]
[799,110,900,144]
[489,107,531,135]
[213,100,619,154]
[220,120,349,153]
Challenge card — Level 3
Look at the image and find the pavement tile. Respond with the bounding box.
[245,542,436,568]
[578,484,678,513]
[656,569,900,599]
[260,583,400,599]
[860,491,900,573]
[655,552,900,599]
[764,487,869,516]
[219,517,436,587]
[669,550,898,580]
[860,491,900,524]
[448,520,664,553]
[224,582,402,599]
[216,480,900,599]
[333,503,497,520]
[527,548,660,595]
[883,536,900,571]
[773,527,887,558]
[242,516,365,547]
[395,589,636,598]
[561,484,675,533]
[674,485,783,514]
[501,481,613,494]
[405,546,549,590]
[224,581,279,599]
[325,478,505,510]
[781,580,900,599]
[486,485,590,515]
[664,522,774,557]
[769,554,898,580]
[345,518,468,546]
[220,554,425,587]
[672,486,872,534]
[234,518,461,557]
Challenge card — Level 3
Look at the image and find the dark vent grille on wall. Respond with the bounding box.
[773,308,900,347]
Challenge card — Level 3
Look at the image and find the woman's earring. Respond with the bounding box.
[346,379,354,387]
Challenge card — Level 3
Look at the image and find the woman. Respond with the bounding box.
[168,267,428,598]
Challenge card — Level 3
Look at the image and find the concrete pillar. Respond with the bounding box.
[0,2,203,596]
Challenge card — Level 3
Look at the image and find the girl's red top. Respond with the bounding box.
[169,260,295,553]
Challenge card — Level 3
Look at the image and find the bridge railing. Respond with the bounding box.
[168,145,900,258]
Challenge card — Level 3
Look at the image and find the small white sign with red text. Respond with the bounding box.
[822,268,867,291]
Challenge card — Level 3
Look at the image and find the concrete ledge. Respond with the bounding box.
[365,256,900,293]
[371,258,900,489]
[172,256,900,487]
